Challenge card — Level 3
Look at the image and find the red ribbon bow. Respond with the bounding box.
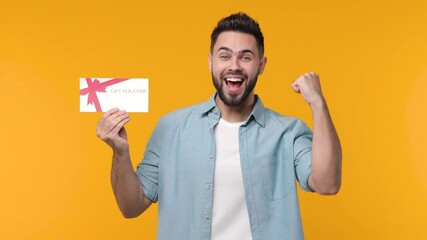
[80,78,130,112]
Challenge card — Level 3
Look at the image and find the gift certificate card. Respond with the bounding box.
[80,78,149,112]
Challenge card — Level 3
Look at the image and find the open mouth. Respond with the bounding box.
[224,77,244,91]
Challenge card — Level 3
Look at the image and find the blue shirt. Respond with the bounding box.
[136,94,313,240]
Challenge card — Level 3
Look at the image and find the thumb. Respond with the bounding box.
[291,81,300,93]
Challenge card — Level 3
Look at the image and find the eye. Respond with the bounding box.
[219,54,230,60]
[241,55,252,62]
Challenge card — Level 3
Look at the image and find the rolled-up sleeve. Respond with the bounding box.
[136,119,166,202]
[293,120,314,192]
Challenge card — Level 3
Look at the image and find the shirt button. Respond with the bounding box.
[206,184,212,190]
[209,155,214,160]
[204,214,210,221]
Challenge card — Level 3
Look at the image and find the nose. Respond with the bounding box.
[228,56,242,71]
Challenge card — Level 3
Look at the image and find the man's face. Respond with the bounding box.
[209,31,267,107]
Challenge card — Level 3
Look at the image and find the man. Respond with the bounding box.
[97,12,342,240]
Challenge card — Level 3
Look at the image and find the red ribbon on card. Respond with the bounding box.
[80,78,130,112]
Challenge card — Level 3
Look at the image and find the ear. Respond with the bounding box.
[208,53,212,73]
[258,56,268,75]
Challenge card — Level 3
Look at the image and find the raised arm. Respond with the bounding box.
[96,108,152,217]
[291,72,342,195]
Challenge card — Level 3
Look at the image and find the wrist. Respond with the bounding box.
[113,146,130,159]
[309,96,326,109]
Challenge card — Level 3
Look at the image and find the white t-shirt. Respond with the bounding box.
[210,118,252,240]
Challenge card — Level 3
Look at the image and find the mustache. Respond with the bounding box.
[220,70,248,79]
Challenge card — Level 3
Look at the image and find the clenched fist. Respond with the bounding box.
[291,72,325,106]
[96,108,131,155]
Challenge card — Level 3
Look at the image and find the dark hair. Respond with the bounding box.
[210,12,264,56]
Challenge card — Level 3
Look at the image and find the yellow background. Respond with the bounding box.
[1,0,426,239]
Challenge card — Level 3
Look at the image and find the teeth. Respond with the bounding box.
[226,78,242,82]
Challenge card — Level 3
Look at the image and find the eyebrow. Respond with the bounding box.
[217,47,255,55]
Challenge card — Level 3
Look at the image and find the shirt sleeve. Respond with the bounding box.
[293,120,314,192]
[135,118,166,202]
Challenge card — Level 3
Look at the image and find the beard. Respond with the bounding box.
[212,70,258,107]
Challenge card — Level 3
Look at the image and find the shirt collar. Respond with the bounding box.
[198,93,218,115]
[250,95,266,127]
[198,93,266,127]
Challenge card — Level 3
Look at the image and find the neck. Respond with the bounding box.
[215,93,256,123]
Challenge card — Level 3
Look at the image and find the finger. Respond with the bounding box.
[97,108,119,137]
[98,115,130,142]
[313,72,319,79]
[99,108,120,123]
[104,111,129,135]
[307,72,319,81]
[97,110,128,137]
[109,114,131,136]
[109,110,130,129]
